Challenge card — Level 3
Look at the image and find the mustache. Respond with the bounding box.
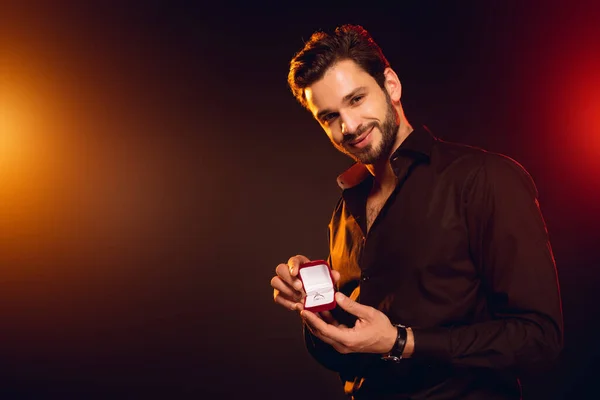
[342,122,378,145]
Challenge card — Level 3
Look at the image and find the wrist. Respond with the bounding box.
[402,327,414,358]
[383,323,398,353]
[381,324,408,362]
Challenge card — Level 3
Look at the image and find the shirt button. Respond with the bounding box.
[361,273,370,282]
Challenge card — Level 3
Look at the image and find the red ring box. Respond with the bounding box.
[298,260,337,312]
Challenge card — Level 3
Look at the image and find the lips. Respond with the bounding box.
[349,126,374,147]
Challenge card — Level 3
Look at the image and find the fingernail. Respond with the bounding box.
[291,303,297,311]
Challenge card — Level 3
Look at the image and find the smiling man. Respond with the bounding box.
[270,25,563,399]
[307,60,402,166]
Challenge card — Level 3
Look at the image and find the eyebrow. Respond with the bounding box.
[315,86,368,121]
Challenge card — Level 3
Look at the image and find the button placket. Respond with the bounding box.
[359,234,369,282]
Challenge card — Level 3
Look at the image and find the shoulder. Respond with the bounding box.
[428,138,539,205]
[435,142,540,210]
[432,138,537,195]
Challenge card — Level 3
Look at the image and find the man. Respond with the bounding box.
[270,24,563,399]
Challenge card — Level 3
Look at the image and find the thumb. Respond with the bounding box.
[335,292,372,319]
[331,270,341,285]
[287,255,311,277]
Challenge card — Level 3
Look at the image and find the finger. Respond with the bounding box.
[275,263,304,292]
[275,263,293,283]
[304,320,322,339]
[302,311,347,351]
[287,255,310,277]
[271,276,303,302]
[331,270,341,285]
[301,309,345,340]
[306,321,348,346]
[274,289,303,311]
[309,326,342,349]
[319,310,339,327]
[302,311,328,336]
[335,292,373,320]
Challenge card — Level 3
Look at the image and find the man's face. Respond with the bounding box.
[304,59,399,165]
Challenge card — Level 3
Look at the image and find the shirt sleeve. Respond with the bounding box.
[410,152,564,373]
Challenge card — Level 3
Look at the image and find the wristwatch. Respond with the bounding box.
[381,323,407,362]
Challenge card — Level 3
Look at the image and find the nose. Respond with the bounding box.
[340,111,361,135]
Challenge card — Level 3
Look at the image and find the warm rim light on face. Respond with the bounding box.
[304,60,399,165]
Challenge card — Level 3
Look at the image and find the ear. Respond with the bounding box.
[383,68,402,103]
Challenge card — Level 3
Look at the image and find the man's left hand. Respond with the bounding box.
[300,292,399,355]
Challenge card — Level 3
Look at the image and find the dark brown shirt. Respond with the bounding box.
[304,126,563,399]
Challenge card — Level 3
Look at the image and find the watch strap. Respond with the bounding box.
[381,324,407,362]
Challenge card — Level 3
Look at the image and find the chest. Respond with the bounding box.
[329,172,477,310]
[365,190,393,233]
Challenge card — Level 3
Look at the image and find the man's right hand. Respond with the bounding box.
[271,255,340,311]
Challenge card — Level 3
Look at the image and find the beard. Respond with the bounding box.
[336,93,399,165]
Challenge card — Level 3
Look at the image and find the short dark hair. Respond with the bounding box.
[288,24,390,109]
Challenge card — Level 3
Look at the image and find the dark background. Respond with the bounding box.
[1,1,599,399]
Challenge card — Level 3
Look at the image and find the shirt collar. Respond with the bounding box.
[336,125,436,190]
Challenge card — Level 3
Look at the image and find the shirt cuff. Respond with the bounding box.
[411,326,452,361]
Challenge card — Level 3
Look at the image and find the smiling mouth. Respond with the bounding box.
[349,126,374,146]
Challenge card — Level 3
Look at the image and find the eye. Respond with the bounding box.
[350,95,364,105]
[322,113,339,123]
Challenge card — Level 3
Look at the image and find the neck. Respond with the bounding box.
[366,120,413,192]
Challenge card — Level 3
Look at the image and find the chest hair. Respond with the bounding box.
[366,191,392,233]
